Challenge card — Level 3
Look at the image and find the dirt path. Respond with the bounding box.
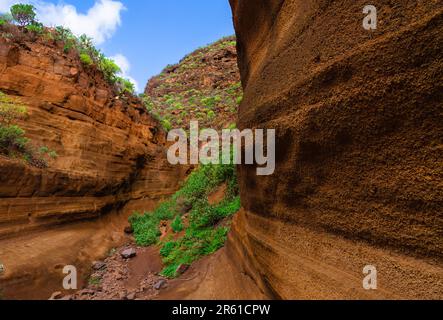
[69,242,265,301]
[0,209,133,300]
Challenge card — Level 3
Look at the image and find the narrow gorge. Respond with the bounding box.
[0,0,442,300]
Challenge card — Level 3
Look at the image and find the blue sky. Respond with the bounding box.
[0,0,235,92]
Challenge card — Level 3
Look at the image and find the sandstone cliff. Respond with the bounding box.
[226,0,443,299]
[0,30,185,239]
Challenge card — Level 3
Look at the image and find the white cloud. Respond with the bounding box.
[111,53,139,93]
[1,0,125,45]
[0,0,21,12]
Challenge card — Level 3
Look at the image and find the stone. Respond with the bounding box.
[126,292,136,300]
[121,248,137,259]
[92,261,106,271]
[154,279,167,290]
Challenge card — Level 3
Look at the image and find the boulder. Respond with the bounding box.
[121,248,137,259]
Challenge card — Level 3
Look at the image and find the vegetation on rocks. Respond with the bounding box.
[130,159,240,278]
[129,36,244,278]
[142,36,242,131]
[0,91,57,167]
[0,3,135,95]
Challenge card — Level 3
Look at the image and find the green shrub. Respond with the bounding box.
[160,263,180,278]
[129,212,162,246]
[0,93,27,125]
[10,4,36,26]
[25,22,43,34]
[160,241,176,257]
[117,77,135,95]
[48,150,58,159]
[0,124,28,153]
[161,119,172,131]
[171,216,184,233]
[98,57,121,83]
[55,26,74,43]
[207,110,215,120]
[0,13,12,26]
[79,53,93,66]
[0,92,28,153]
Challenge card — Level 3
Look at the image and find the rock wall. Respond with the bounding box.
[228,0,443,299]
[0,33,185,239]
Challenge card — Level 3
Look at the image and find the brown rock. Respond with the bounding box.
[121,248,137,259]
[0,27,188,239]
[92,261,106,271]
[227,0,443,300]
[153,279,167,290]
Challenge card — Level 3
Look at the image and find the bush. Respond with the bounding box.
[116,77,135,94]
[0,13,12,26]
[25,22,44,34]
[161,119,172,131]
[0,93,27,125]
[10,4,36,26]
[171,216,184,233]
[79,53,93,66]
[0,124,28,153]
[207,110,215,120]
[0,92,28,154]
[98,57,121,83]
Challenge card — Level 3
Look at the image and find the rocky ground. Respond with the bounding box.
[51,238,169,301]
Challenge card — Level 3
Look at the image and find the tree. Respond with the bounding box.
[10,4,37,26]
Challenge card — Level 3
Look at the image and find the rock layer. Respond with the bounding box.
[0,33,185,239]
[228,0,443,299]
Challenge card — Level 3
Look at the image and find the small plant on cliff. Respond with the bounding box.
[79,53,93,66]
[116,77,135,95]
[0,13,12,26]
[25,22,44,34]
[0,91,28,155]
[98,56,121,84]
[10,4,37,27]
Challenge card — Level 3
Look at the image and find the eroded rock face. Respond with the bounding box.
[0,34,185,238]
[228,0,443,299]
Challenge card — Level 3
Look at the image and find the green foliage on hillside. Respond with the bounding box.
[129,160,240,278]
[0,91,57,167]
[142,36,242,131]
[1,4,135,95]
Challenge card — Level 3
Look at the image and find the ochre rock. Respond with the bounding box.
[226,0,443,299]
[0,34,185,239]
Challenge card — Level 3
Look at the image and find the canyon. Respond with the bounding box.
[1,0,443,300]
[0,27,187,298]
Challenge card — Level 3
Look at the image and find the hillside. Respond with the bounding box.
[144,36,241,130]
